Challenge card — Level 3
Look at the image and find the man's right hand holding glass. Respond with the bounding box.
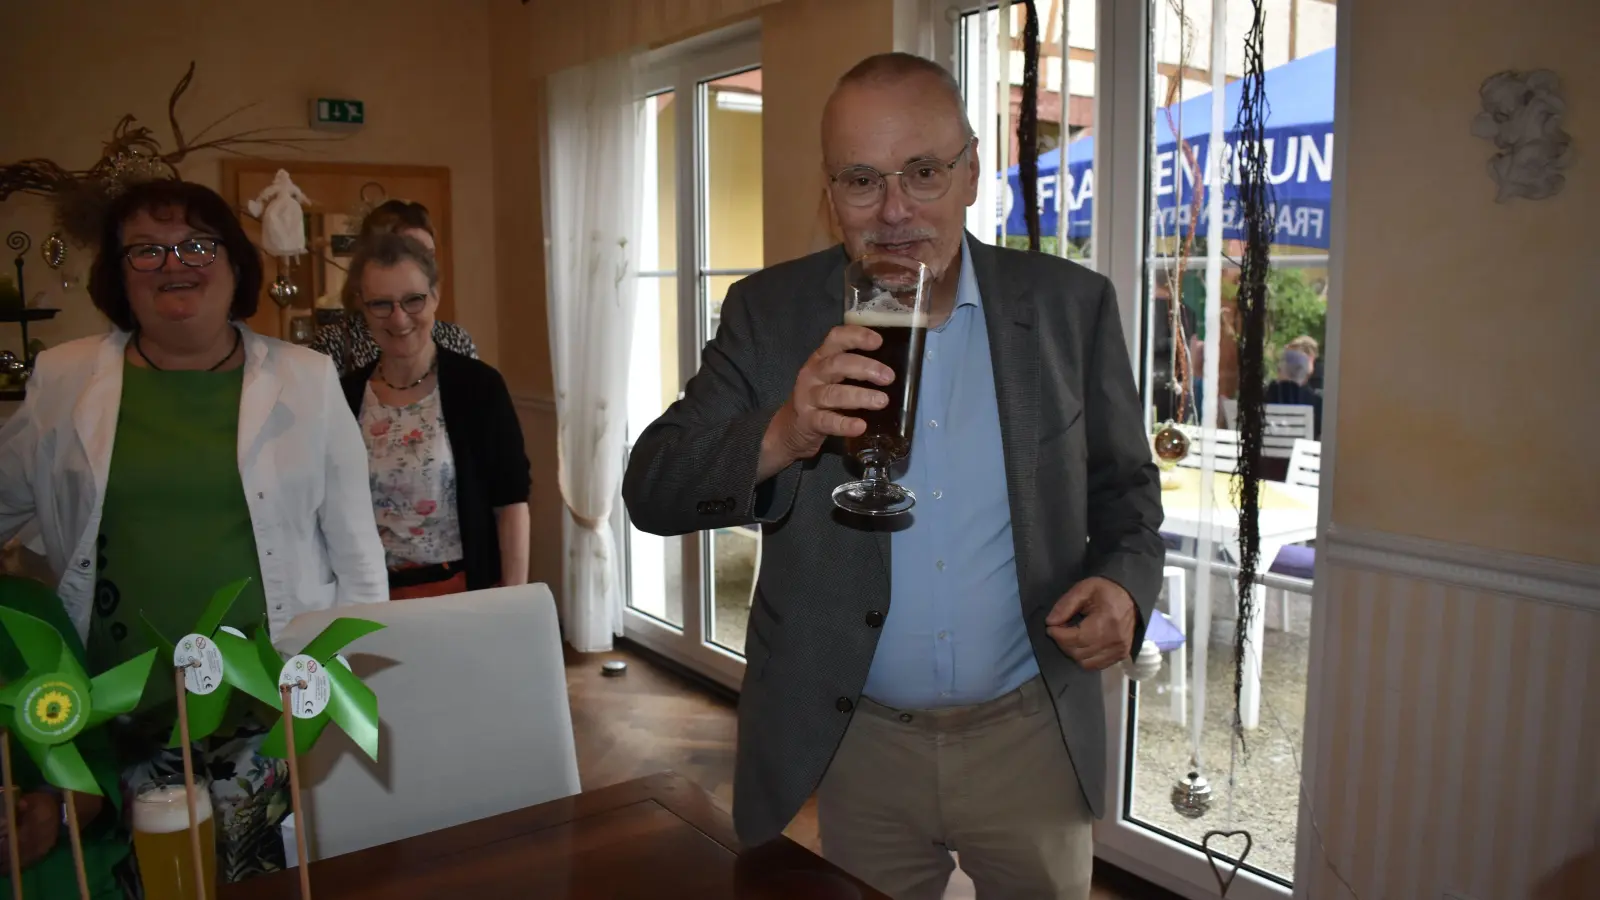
[757,324,895,481]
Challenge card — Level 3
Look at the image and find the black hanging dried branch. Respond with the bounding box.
[1018,0,1042,251]
[1230,0,1274,755]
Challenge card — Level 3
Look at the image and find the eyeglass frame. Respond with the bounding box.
[121,238,222,272]
[826,137,977,207]
[361,292,433,319]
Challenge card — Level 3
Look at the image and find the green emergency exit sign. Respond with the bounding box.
[311,98,365,130]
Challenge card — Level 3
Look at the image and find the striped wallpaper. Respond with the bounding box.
[1302,556,1599,900]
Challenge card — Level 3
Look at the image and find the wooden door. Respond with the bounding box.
[220,161,453,341]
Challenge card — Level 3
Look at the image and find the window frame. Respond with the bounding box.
[622,25,764,692]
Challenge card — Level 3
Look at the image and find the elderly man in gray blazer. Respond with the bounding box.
[624,52,1163,900]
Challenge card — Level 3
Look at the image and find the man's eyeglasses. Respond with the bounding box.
[828,138,975,208]
[122,238,221,272]
[363,294,430,318]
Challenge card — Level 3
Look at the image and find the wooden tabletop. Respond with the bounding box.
[219,771,887,899]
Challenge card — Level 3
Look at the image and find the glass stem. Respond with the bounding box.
[861,462,890,484]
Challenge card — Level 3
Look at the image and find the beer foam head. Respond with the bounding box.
[133,784,214,833]
[845,290,927,328]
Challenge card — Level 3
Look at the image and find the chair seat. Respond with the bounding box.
[1270,544,1316,579]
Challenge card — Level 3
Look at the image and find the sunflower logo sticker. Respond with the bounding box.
[14,674,90,745]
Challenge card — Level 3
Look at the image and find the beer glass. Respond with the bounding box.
[832,255,931,516]
[133,775,216,900]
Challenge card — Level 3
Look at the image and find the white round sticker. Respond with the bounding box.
[278,655,331,719]
[175,634,225,696]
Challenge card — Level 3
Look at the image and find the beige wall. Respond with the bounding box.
[0,0,499,364]
[1329,0,1597,566]
[490,0,894,594]
[762,0,895,264]
[1311,1,1599,898]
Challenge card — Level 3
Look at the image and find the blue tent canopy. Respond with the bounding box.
[1001,47,1335,249]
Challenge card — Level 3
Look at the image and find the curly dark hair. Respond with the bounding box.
[86,180,262,332]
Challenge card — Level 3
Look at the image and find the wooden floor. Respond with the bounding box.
[565,642,1184,900]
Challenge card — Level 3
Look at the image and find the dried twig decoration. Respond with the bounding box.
[1229,0,1273,755]
[0,62,338,245]
[1017,0,1042,251]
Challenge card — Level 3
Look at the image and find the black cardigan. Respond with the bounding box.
[342,349,532,591]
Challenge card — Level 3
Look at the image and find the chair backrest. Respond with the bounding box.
[274,583,581,861]
[1285,438,1323,489]
[1262,404,1315,459]
[1174,426,1241,474]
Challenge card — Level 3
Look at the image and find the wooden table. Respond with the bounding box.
[220,772,887,899]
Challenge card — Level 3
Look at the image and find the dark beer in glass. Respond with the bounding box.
[832,255,931,516]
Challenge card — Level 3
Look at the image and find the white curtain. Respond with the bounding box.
[543,52,644,652]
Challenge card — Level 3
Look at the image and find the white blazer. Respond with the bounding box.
[0,327,387,641]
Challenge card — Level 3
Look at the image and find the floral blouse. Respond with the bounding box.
[359,384,464,569]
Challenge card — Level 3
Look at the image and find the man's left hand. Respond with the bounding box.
[1045,577,1138,671]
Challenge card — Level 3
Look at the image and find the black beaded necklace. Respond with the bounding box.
[134,328,241,372]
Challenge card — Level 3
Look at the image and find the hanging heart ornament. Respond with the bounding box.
[1200,829,1253,897]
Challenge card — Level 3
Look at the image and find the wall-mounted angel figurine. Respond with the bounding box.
[1470,69,1572,203]
[247,169,314,262]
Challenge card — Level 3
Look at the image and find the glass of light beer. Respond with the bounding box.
[832,254,932,516]
[133,774,216,900]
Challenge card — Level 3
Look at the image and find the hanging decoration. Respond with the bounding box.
[1201,830,1254,895]
[1228,0,1273,760]
[1017,0,1042,252]
[0,62,333,246]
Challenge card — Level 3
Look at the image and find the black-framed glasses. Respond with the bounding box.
[122,238,221,272]
[363,293,430,318]
[828,138,976,207]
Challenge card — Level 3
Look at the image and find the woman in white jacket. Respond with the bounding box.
[0,179,385,888]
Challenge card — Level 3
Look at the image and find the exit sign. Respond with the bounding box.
[311,98,365,131]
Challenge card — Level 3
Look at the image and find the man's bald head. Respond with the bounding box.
[820,53,979,280]
[823,53,975,151]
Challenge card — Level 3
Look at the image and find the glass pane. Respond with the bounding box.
[647,91,679,273]
[701,274,743,342]
[707,527,758,654]
[961,2,1097,261]
[625,275,684,628]
[701,270,761,655]
[703,70,764,272]
[1129,0,1335,884]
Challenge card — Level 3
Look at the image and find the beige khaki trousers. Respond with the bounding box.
[816,676,1095,900]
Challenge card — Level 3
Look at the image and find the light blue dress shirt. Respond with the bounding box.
[861,238,1038,710]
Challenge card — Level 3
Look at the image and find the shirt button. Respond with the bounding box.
[275,604,284,611]
[931,489,943,500]
[928,419,939,428]
[78,559,90,570]
[926,349,935,359]
[899,712,914,723]
[258,492,265,499]
[835,697,854,713]
[938,631,949,640]
[935,560,946,571]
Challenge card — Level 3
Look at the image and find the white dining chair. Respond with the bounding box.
[273,583,581,862]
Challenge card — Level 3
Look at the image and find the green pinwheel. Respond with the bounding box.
[0,606,156,795]
[140,578,279,745]
[257,617,385,761]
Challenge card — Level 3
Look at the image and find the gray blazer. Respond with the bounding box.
[622,237,1164,846]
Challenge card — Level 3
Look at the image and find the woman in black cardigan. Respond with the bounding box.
[339,233,531,598]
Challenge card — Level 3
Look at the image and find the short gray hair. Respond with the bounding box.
[344,232,438,312]
[1279,348,1312,384]
[834,52,975,140]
